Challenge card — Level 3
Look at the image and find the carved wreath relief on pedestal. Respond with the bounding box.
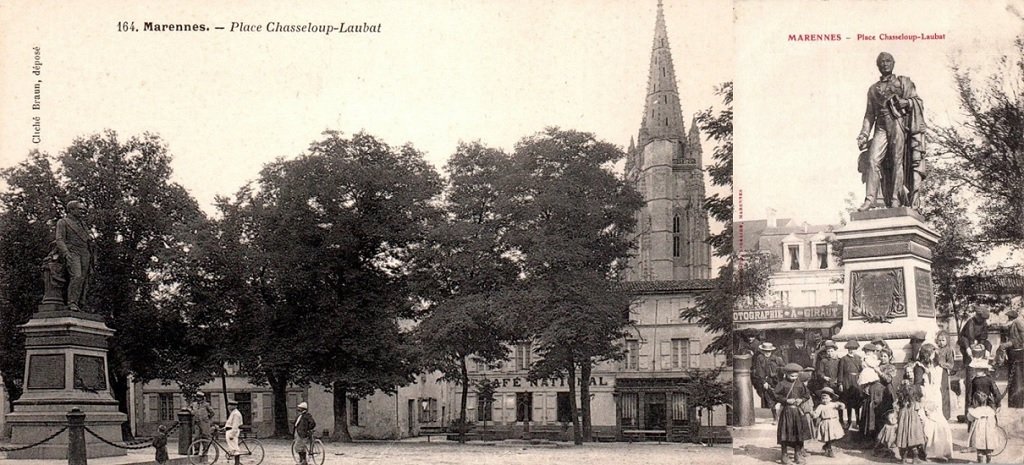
[850,268,907,323]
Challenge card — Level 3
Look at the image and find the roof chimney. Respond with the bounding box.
[767,208,777,228]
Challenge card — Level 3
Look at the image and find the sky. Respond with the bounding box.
[734,0,1022,229]
[0,0,733,231]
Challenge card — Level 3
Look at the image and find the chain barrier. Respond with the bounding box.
[0,426,68,452]
[82,420,179,451]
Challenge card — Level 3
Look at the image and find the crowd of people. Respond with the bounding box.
[741,306,1016,464]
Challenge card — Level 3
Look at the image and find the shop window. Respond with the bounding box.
[671,338,690,368]
[343,398,357,426]
[235,392,252,425]
[419,398,438,423]
[816,243,829,269]
[515,343,532,371]
[671,393,688,421]
[625,340,639,370]
[477,396,493,422]
[620,393,639,427]
[158,393,175,421]
[515,392,533,422]
[788,245,800,270]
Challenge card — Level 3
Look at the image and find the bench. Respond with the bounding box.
[419,426,449,442]
[622,429,667,443]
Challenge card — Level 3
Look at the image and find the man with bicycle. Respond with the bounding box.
[293,402,317,465]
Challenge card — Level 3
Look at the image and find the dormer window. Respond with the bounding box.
[816,243,829,269]
[788,245,800,270]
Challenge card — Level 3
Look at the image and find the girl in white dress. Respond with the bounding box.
[812,387,846,458]
[915,344,954,461]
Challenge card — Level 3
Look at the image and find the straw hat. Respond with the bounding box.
[758,342,777,352]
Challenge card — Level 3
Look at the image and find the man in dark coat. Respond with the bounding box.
[838,340,864,429]
[753,342,784,422]
[737,329,761,357]
[784,330,814,369]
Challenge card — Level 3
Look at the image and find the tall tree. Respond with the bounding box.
[0,132,205,438]
[0,152,67,413]
[931,36,1024,249]
[215,131,441,438]
[412,142,518,443]
[503,128,643,444]
[681,82,738,355]
[696,82,734,258]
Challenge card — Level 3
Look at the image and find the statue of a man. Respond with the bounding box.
[47,200,95,312]
[856,52,927,211]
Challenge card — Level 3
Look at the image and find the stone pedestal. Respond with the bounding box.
[833,208,940,364]
[5,310,127,459]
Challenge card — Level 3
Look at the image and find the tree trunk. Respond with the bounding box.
[267,370,291,438]
[459,356,469,444]
[331,382,352,442]
[579,362,593,442]
[567,362,582,445]
[221,369,230,416]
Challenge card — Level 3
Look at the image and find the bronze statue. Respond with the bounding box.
[856,52,927,211]
[41,200,95,312]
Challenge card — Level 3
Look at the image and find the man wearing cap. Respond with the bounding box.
[837,341,863,429]
[1000,308,1024,407]
[190,391,215,455]
[959,305,990,416]
[224,399,243,458]
[293,401,317,465]
[753,342,784,423]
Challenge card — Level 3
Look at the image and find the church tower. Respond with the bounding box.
[626,0,711,281]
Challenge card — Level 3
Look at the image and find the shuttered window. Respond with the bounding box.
[620,393,638,427]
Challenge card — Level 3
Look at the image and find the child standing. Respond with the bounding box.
[152,425,169,465]
[968,359,1002,463]
[774,363,813,464]
[875,408,899,459]
[812,387,846,457]
[895,380,927,464]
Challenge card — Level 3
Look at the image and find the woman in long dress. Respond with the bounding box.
[915,344,954,461]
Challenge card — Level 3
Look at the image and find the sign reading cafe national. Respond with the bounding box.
[734,304,843,323]
[478,377,614,390]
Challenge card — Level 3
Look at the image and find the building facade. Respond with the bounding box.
[733,215,845,351]
[461,0,726,441]
[133,364,448,440]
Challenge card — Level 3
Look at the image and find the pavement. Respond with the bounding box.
[732,408,1024,465]
[0,437,733,465]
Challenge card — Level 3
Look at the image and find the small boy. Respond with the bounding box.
[152,425,169,465]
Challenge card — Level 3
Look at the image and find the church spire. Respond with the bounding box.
[638,0,685,148]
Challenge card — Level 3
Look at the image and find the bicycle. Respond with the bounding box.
[291,434,326,465]
[187,426,265,465]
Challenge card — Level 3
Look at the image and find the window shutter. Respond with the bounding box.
[262,393,272,426]
[689,340,701,368]
[252,393,260,422]
[638,341,650,370]
[172,394,181,412]
[146,394,157,422]
[533,394,543,423]
[659,341,672,370]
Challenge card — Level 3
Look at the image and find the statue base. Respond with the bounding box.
[832,207,940,364]
[4,309,127,459]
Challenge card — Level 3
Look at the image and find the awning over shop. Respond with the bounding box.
[734,320,841,331]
